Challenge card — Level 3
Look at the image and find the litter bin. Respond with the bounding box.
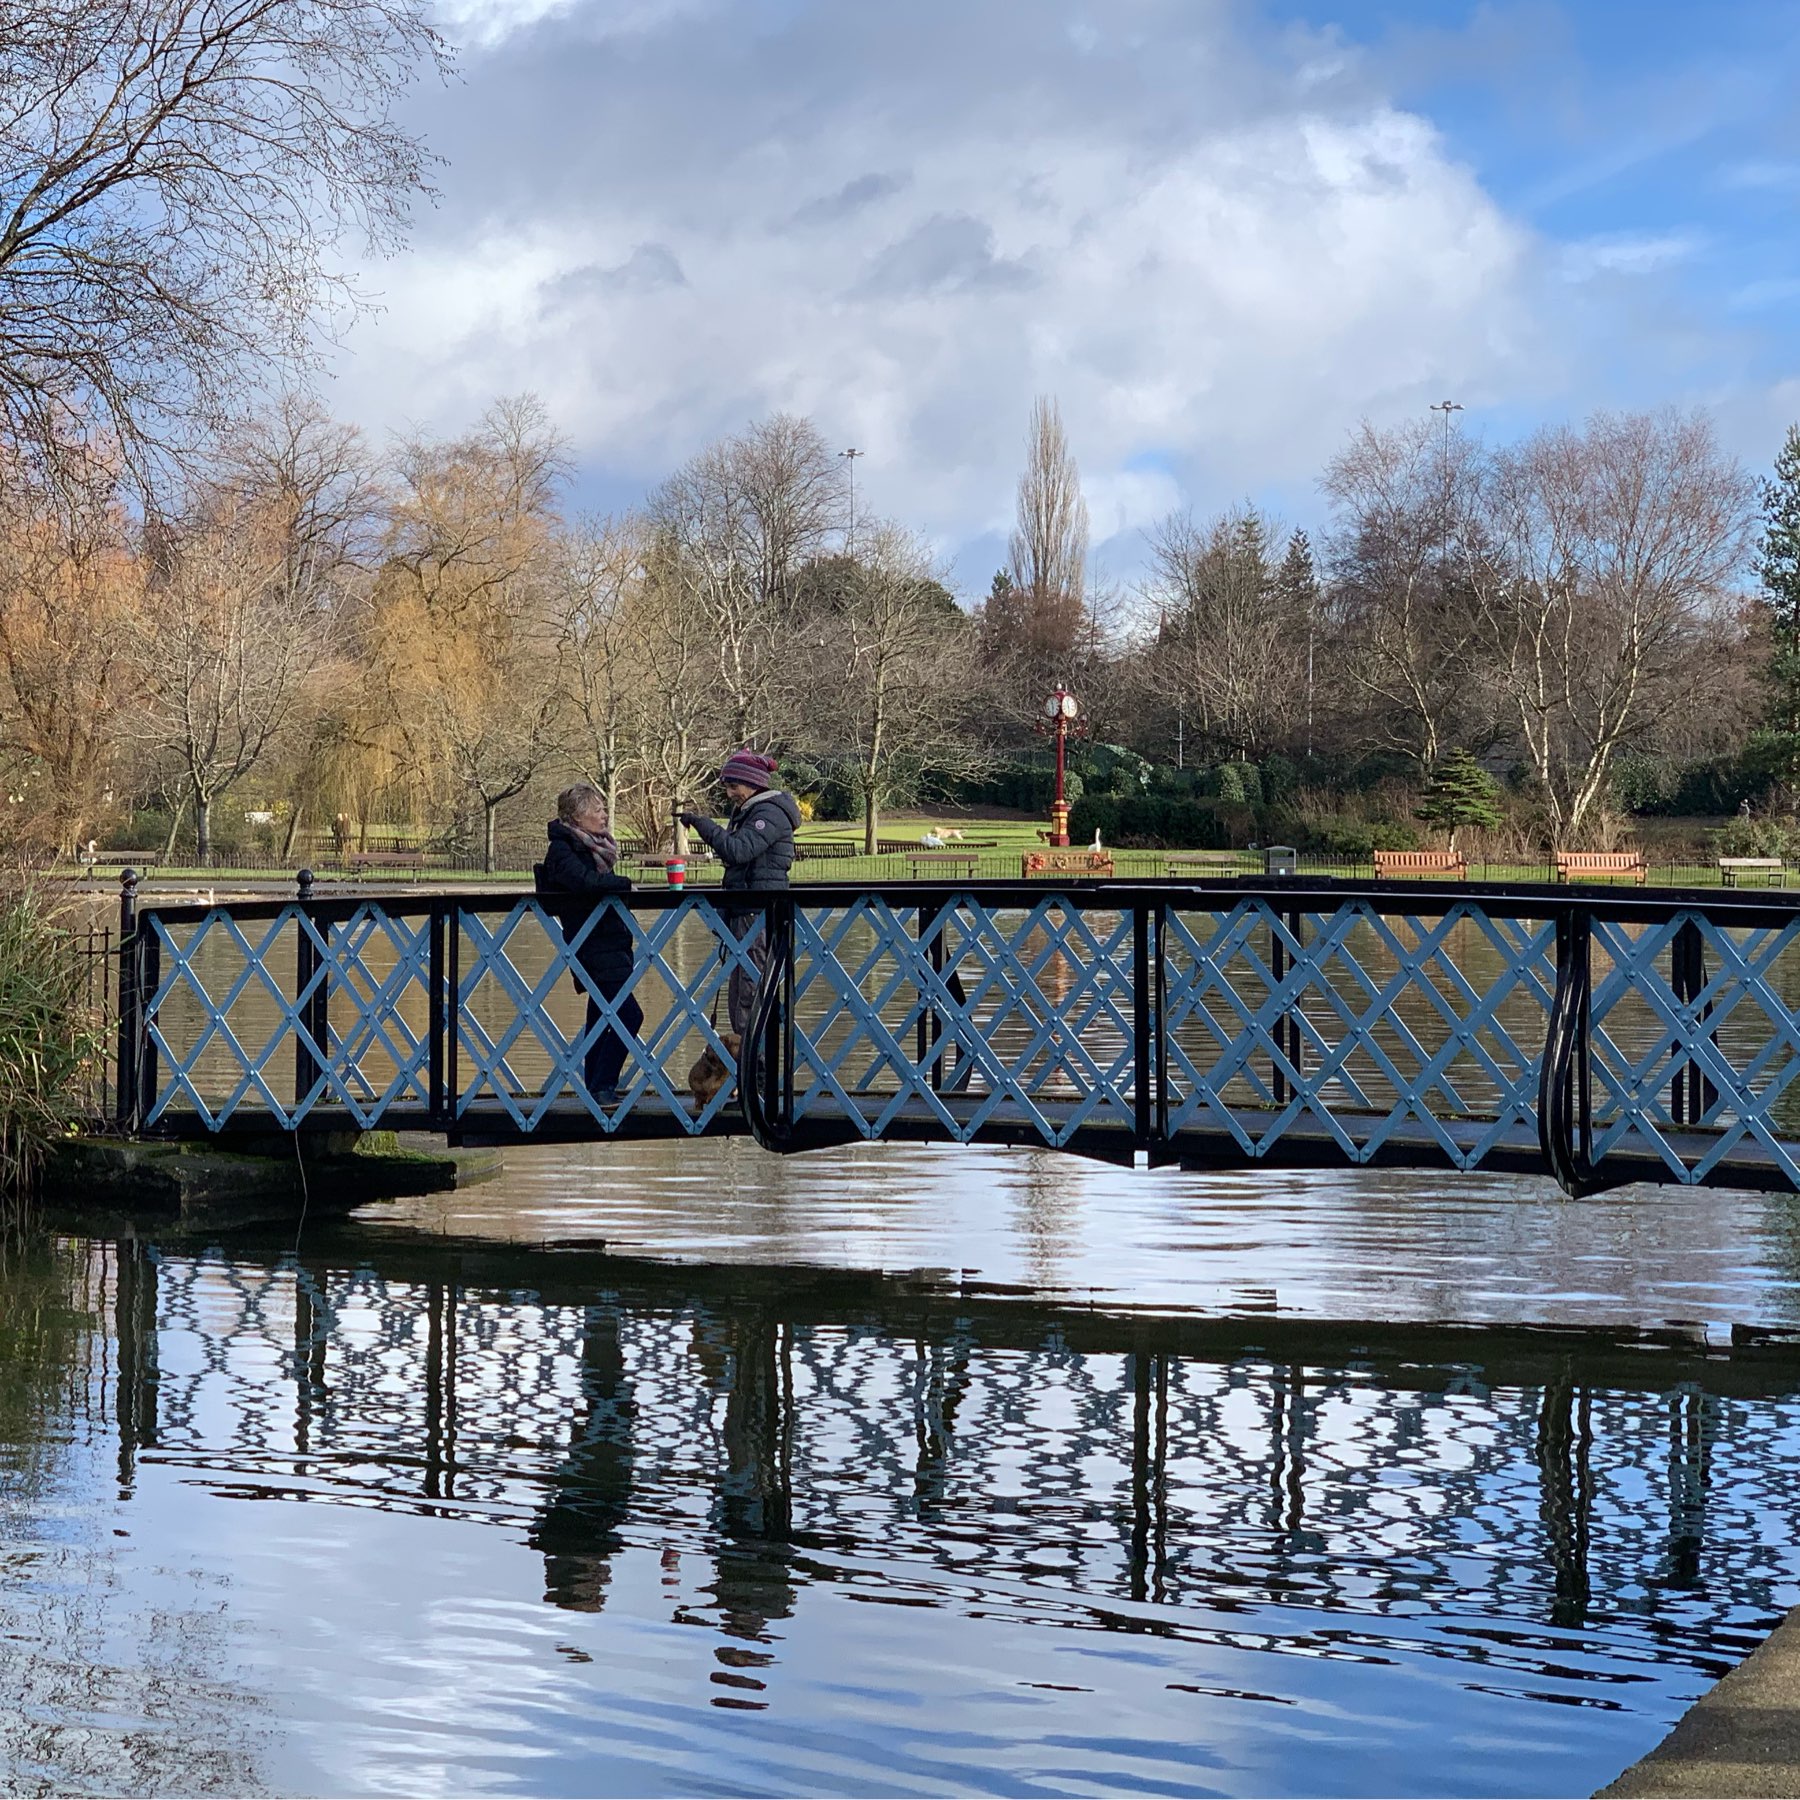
[1263,844,1297,876]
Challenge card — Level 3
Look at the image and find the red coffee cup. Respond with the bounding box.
[664,857,687,887]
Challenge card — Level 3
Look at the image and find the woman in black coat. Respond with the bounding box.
[535,785,641,1104]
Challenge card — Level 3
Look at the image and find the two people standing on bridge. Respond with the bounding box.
[680,749,800,1041]
[538,785,642,1105]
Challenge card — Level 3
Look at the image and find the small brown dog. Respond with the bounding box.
[687,1030,742,1107]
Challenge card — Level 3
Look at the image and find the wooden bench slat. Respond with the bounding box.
[1555,851,1646,886]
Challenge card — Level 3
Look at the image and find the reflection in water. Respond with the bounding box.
[4,1224,1800,1794]
[0,1241,265,1797]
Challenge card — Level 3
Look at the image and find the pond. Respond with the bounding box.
[5,1143,1800,1795]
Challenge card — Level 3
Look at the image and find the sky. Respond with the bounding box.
[326,0,1800,595]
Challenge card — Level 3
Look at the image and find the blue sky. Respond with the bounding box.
[331,0,1800,594]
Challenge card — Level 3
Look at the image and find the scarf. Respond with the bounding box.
[562,820,619,872]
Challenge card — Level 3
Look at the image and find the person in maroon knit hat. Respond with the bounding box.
[680,749,801,1040]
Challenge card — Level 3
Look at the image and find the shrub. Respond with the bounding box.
[1216,762,1258,807]
[1078,743,1153,799]
[102,809,176,854]
[1260,753,1299,809]
[1291,811,1420,859]
[1071,794,1247,848]
[1622,749,1774,818]
[0,888,103,1221]
[1717,813,1792,859]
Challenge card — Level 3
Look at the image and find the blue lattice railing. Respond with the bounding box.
[114,879,1800,1193]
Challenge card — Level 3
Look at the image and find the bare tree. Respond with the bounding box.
[213,394,383,593]
[799,525,981,853]
[0,449,143,851]
[1009,395,1088,617]
[213,395,380,849]
[983,397,1089,716]
[0,0,447,462]
[624,532,727,856]
[133,492,328,861]
[649,413,839,747]
[1138,508,1306,761]
[1321,418,1492,765]
[555,516,650,826]
[414,590,567,871]
[371,397,571,869]
[1474,410,1758,843]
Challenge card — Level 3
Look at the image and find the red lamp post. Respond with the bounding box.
[1040,683,1080,847]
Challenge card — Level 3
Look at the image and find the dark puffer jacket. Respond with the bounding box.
[687,788,801,892]
[534,820,635,983]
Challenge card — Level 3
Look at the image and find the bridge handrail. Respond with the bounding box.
[134,874,1800,929]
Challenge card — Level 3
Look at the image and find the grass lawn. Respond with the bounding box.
[57,809,1785,893]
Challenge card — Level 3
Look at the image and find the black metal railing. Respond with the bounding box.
[113,873,1800,1195]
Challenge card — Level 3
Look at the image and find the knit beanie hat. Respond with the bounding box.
[720,748,779,790]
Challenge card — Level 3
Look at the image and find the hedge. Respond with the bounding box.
[1071,794,1251,849]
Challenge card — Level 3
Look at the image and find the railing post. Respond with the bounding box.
[428,899,448,1130]
[1669,917,1717,1126]
[1269,906,1303,1106]
[759,898,784,1129]
[1132,901,1155,1149]
[293,868,322,1108]
[445,898,462,1137]
[1538,908,1596,1196]
[782,894,795,1127]
[114,868,141,1133]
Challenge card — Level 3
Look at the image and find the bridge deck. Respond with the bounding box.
[166,1092,1791,1192]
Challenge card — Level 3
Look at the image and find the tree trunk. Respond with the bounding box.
[282,803,304,861]
[159,794,189,863]
[863,788,879,856]
[195,793,212,866]
[483,800,498,874]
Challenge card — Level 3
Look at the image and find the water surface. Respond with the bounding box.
[6,1145,1800,1796]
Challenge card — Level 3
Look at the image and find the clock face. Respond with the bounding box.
[1059,694,1078,718]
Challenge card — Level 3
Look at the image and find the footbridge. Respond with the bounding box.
[112,876,1800,1195]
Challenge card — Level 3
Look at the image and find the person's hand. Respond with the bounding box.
[677,811,702,829]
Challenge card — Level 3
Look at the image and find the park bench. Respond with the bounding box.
[342,850,428,874]
[1374,848,1468,881]
[84,848,160,875]
[1163,850,1245,877]
[908,851,982,880]
[1022,849,1115,879]
[1719,856,1786,888]
[1555,850,1646,886]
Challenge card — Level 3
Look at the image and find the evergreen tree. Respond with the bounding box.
[1414,749,1503,850]
[1276,529,1321,755]
[1759,424,1800,793]
[1275,529,1318,611]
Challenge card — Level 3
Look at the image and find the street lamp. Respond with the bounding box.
[1429,398,1464,604]
[841,447,862,557]
[1038,682,1082,847]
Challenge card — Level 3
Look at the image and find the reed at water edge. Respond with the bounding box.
[0,879,104,1233]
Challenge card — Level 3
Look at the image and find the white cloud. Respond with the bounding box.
[432,0,707,52]
[332,0,1583,577]
[1559,231,1702,281]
